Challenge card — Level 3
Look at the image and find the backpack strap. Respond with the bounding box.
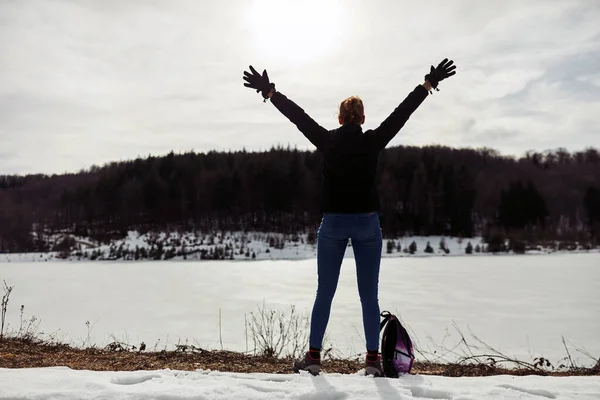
[380,310,394,332]
[395,349,413,358]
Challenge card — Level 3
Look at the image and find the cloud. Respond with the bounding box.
[0,0,599,174]
[577,73,600,89]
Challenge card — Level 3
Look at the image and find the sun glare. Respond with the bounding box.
[246,0,344,66]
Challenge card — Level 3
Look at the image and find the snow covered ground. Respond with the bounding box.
[1,254,598,367]
[1,367,599,400]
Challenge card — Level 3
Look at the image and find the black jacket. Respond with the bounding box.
[271,85,428,213]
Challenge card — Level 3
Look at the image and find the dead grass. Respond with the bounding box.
[0,337,353,374]
[1,338,598,377]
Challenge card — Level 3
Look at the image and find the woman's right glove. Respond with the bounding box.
[243,65,275,101]
[424,58,457,92]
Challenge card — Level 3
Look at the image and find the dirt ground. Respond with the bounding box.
[1,338,598,377]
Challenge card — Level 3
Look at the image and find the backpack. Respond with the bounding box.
[380,311,415,377]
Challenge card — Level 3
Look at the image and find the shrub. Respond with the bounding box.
[247,303,310,358]
[54,235,76,259]
[484,230,507,253]
[465,241,473,254]
[439,237,447,251]
[409,241,417,254]
[509,238,526,254]
[1,280,14,339]
[386,240,394,254]
[424,242,434,253]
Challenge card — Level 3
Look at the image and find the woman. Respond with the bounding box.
[242,59,456,376]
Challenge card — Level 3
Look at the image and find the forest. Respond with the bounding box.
[1,145,599,253]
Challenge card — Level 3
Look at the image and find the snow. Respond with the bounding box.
[1,254,599,367]
[0,367,598,400]
[3,230,597,262]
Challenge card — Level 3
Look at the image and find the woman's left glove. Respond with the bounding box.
[243,65,275,101]
[424,58,456,92]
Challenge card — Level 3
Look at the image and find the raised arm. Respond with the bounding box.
[267,89,329,150]
[368,84,430,150]
[368,59,457,150]
[243,65,329,150]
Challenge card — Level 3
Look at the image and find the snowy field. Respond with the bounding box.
[0,368,599,400]
[1,253,598,368]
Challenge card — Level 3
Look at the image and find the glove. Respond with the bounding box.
[243,65,275,102]
[424,58,457,92]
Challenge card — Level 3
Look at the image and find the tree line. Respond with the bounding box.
[1,145,599,253]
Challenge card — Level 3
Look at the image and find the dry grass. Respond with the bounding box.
[0,337,355,374]
[1,338,598,377]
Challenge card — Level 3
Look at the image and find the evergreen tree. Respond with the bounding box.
[465,241,473,254]
[386,240,394,254]
[409,241,417,254]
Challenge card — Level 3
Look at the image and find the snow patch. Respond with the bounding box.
[0,368,598,400]
[410,386,453,399]
[111,373,162,385]
[498,384,557,398]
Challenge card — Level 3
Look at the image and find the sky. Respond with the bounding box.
[0,0,599,175]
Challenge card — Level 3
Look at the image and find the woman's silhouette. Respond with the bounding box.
[242,59,456,376]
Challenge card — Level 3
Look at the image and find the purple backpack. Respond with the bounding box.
[380,311,415,377]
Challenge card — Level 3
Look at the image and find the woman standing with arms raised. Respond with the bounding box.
[242,59,456,376]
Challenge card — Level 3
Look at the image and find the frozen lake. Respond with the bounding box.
[1,253,598,366]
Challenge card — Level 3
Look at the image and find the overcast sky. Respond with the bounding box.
[1,0,599,175]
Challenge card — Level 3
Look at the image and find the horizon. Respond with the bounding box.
[1,0,599,175]
[3,143,599,178]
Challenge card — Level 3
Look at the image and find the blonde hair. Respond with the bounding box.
[339,96,364,125]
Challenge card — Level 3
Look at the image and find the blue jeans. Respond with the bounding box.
[309,212,383,352]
